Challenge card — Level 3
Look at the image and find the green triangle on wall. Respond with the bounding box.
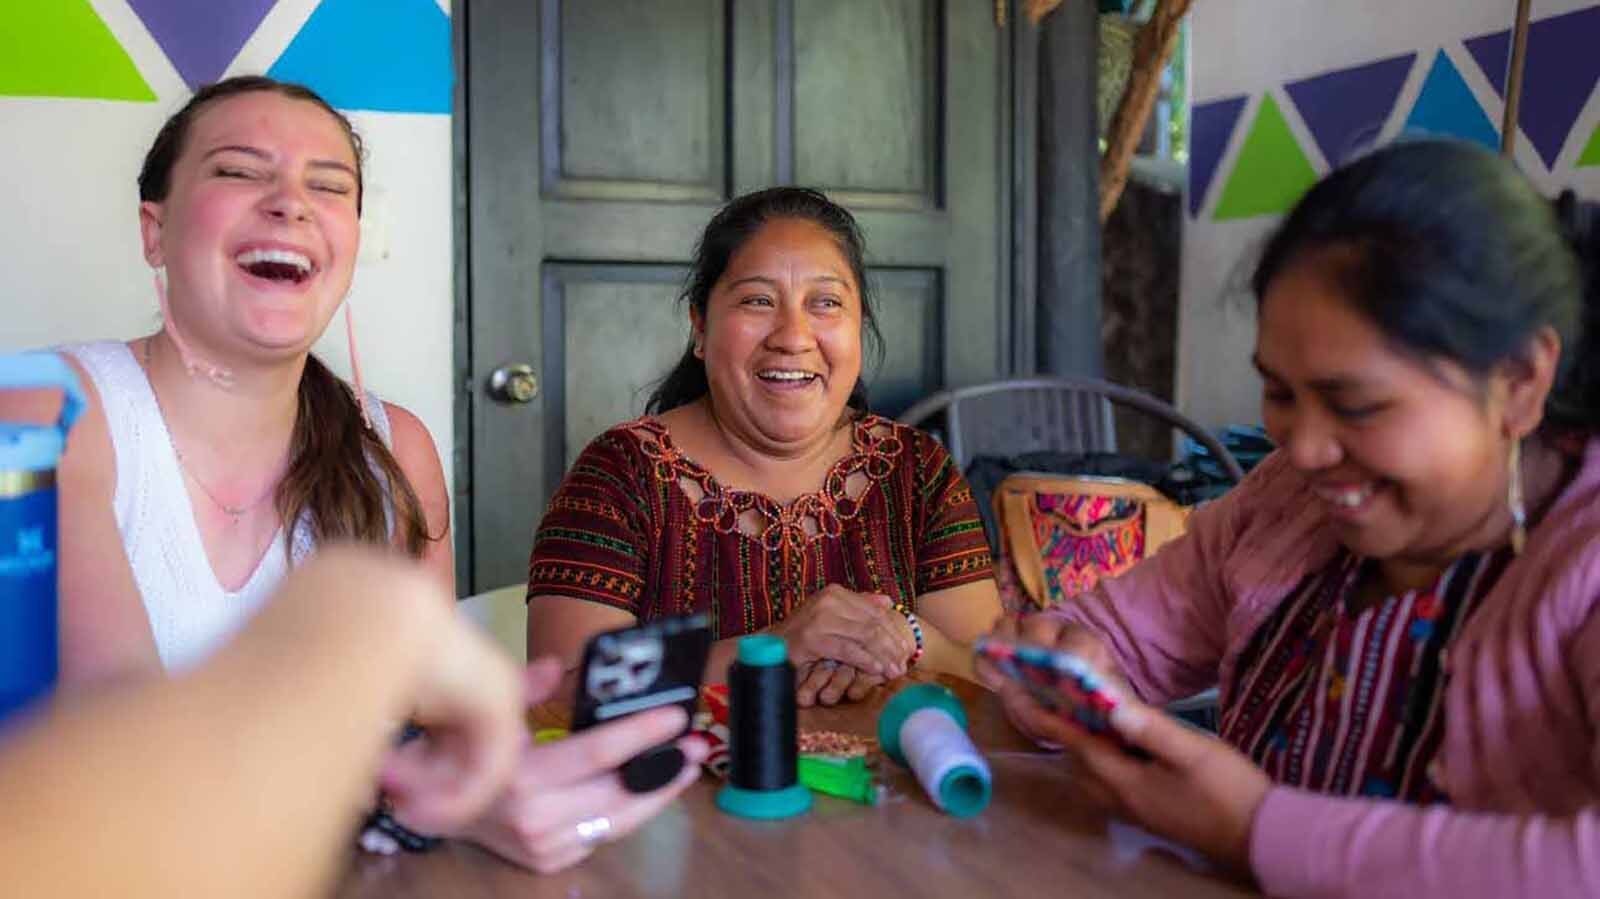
[0,1,155,101]
[1213,94,1319,221]
[1579,122,1600,168]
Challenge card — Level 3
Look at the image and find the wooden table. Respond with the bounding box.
[334,675,1258,898]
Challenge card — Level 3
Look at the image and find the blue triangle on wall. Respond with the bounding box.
[128,0,277,91]
[1402,50,1499,151]
[1464,6,1600,170]
[267,0,451,114]
[1188,95,1248,217]
[1285,53,1416,167]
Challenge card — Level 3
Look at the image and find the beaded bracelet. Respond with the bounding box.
[893,602,925,668]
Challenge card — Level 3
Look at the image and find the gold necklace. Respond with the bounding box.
[142,338,282,526]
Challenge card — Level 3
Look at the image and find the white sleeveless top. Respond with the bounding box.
[62,341,392,671]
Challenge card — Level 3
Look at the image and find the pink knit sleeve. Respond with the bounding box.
[1044,454,1298,704]
[1248,602,1600,899]
[1250,788,1600,899]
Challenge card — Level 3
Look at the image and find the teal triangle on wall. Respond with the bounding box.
[268,0,451,114]
[0,0,156,101]
[1402,50,1500,150]
[1213,94,1320,221]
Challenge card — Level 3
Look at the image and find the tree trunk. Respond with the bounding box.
[1098,0,1193,222]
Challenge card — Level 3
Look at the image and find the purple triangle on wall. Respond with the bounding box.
[1285,54,1416,167]
[1464,6,1600,169]
[128,0,278,90]
[1189,95,1248,217]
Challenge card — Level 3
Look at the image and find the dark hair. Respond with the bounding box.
[1253,139,1600,435]
[138,76,429,557]
[645,187,885,415]
[139,75,365,214]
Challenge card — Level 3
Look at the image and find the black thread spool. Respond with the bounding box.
[715,635,813,819]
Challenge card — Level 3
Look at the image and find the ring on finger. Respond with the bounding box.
[822,662,854,701]
[574,815,613,848]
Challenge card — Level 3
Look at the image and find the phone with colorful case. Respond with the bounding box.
[974,633,1148,758]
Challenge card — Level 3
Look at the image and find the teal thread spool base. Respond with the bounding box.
[932,762,990,819]
[716,782,814,820]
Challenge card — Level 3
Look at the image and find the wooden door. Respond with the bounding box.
[462,0,1008,591]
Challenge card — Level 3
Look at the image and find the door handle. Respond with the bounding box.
[487,364,539,405]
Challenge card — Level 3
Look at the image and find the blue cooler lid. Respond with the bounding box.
[0,352,85,472]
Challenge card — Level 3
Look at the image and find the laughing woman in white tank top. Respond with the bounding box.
[5,78,451,682]
[0,77,708,874]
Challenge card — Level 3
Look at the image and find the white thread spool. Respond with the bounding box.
[877,684,992,818]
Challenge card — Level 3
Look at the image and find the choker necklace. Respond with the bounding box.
[143,337,281,525]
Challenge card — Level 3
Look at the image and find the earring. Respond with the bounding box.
[343,300,374,431]
[1508,438,1527,556]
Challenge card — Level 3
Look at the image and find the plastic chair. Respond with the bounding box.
[901,377,1236,729]
[898,376,1245,482]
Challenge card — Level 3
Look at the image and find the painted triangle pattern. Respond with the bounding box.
[1464,6,1600,170]
[127,0,277,90]
[1403,50,1500,151]
[1188,95,1248,217]
[268,0,451,114]
[0,0,155,101]
[1285,54,1416,167]
[1580,122,1600,168]
[1213,94,1319,221]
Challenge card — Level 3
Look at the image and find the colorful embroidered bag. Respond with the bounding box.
[992,473,1189,610]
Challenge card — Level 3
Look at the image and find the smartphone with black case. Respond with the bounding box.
[571,613,713,792]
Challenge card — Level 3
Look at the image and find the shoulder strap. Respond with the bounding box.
[57,341,159,528]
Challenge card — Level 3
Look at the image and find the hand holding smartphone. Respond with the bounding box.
[974,633,1148,759]
[571,614,714,792]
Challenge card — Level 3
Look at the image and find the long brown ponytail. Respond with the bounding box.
[139,75,432,556]
[279,355,429,555]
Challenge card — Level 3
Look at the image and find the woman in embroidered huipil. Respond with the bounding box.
[527,188,999,706]
[981,141,1600,897]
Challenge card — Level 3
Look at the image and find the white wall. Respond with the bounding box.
[1180,0,1600,430]
[0,0,456,494]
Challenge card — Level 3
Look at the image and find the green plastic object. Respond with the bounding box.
[798,755,879,805]
[736,633,788,667]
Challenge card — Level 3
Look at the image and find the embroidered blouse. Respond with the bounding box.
[1220,548,1508,802]
[526,415,994,638]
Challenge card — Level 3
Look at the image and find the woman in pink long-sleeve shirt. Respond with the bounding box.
[980,141,1600,898]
